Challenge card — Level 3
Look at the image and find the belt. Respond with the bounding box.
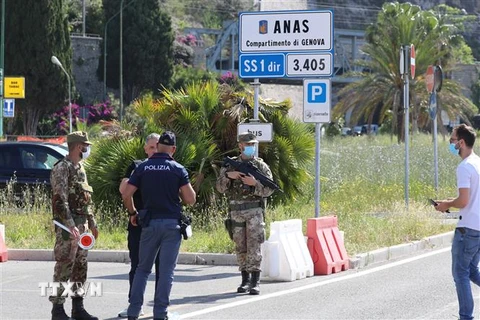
[229,201,262,211]
[457,227,466,234]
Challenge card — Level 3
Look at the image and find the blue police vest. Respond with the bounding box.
[129,153,190,219]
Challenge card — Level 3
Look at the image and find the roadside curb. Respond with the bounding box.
[349,231,453,269]
[7,249,239,265]
[7,231,453,268]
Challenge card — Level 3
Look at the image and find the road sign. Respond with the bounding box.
[286,53,332,77]
[4,77,25,99]
[239,53,285,78]
[239,10,333,53]
[303,79,331,123]
[426,65,435,93]
[237,122,273,142]
[4,99,14,118]
[410,44,415,79]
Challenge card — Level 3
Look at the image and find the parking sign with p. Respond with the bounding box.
[308,83,327,103]
[303,79,331,123]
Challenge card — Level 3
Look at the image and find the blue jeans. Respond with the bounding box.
[452,227,480,320]
[128,218,181,319]
[127,222,160,299]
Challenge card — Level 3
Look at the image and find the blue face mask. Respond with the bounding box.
[243,145,256,157]
[449,143,459,156]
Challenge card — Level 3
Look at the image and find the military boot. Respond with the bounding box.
[249,271,260,295]
[71,297,99,320]
[51,303,73,320]
[237,271,250,293]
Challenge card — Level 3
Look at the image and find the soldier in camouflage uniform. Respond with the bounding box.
[216,132,274,295]
[49,131,99,320]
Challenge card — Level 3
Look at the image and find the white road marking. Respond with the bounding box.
[179,247,452,319]
[0,275,31,284]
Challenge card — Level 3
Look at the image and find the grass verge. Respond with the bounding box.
[0,134,459,256]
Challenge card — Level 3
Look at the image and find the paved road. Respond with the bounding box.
[0,246,477,320]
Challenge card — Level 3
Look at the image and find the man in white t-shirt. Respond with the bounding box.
[435,124,480,320]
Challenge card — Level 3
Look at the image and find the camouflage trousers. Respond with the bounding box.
[49,221,89,304]
[231,207,265,272]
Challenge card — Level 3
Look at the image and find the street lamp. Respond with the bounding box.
[51,55,72,133]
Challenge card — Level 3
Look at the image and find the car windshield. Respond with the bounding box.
[45,144,68,157]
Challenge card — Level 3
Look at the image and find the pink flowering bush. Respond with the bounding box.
[218,71,245,90]
[177,34,197,46]
[53,101,116,134]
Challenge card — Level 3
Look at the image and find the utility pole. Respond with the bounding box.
[82,0,86,36]
[119,0,124,121]
[0,0,5,138]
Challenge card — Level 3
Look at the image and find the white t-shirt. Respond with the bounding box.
[457,153,480,231]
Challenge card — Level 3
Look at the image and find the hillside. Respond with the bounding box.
[162,0,480,60]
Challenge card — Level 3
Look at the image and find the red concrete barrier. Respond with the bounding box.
[307,216,348,275]
[0,233,8,262]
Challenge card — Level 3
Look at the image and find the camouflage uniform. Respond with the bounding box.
[49,156,95,304]
[216,156,274,272]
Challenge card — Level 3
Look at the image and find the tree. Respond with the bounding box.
[86,80,315,223]
[333,2,477,142]
[3,0,72,135]
[99,0,174,104]
[65,0,104,35]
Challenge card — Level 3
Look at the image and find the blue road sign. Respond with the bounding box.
[4,99,14,118]
[307,83,327,103]
[239,53,285,78]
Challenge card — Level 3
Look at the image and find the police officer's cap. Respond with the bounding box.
[66,131,92,145]
[238,132,258,143]
[159,131,176,146]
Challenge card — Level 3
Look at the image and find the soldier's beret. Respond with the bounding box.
[238,132,258,143]
[67,131,92,145]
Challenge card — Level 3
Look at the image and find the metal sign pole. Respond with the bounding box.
[315,123,321,218]
[433,110,438,192]
[402,45,410,209]
[252,78,260,157]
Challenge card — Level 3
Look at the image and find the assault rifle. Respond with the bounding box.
[223,157,282,192]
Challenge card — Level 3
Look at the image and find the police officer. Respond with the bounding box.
[216,132,274,295]
[49,131,98,320]
[122,131,196,320]
[118,133,161,318]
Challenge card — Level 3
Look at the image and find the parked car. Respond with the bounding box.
[362,124,379,135]
[0,142,68,195]
[341,127,352,136]
[353,126,363,136]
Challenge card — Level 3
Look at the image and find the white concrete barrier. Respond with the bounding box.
[261,219,314,281]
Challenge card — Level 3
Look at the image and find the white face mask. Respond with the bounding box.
[81,146,91,160]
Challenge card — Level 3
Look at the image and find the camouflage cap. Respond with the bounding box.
[238,132,258,143]
[66,131,92,145]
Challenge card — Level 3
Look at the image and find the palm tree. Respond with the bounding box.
[135,81,314,208]
[333,2,477,142]
[85,80,315,222]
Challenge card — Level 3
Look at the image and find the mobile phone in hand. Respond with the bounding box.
[429,199,450,213]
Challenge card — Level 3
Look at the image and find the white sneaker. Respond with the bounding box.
[118,306,144,318]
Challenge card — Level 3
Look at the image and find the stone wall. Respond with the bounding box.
[451,64,479,98]
[71,35,104,105]
[259,82,343,121]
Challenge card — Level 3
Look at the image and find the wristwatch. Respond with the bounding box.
[128,210,138,216]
